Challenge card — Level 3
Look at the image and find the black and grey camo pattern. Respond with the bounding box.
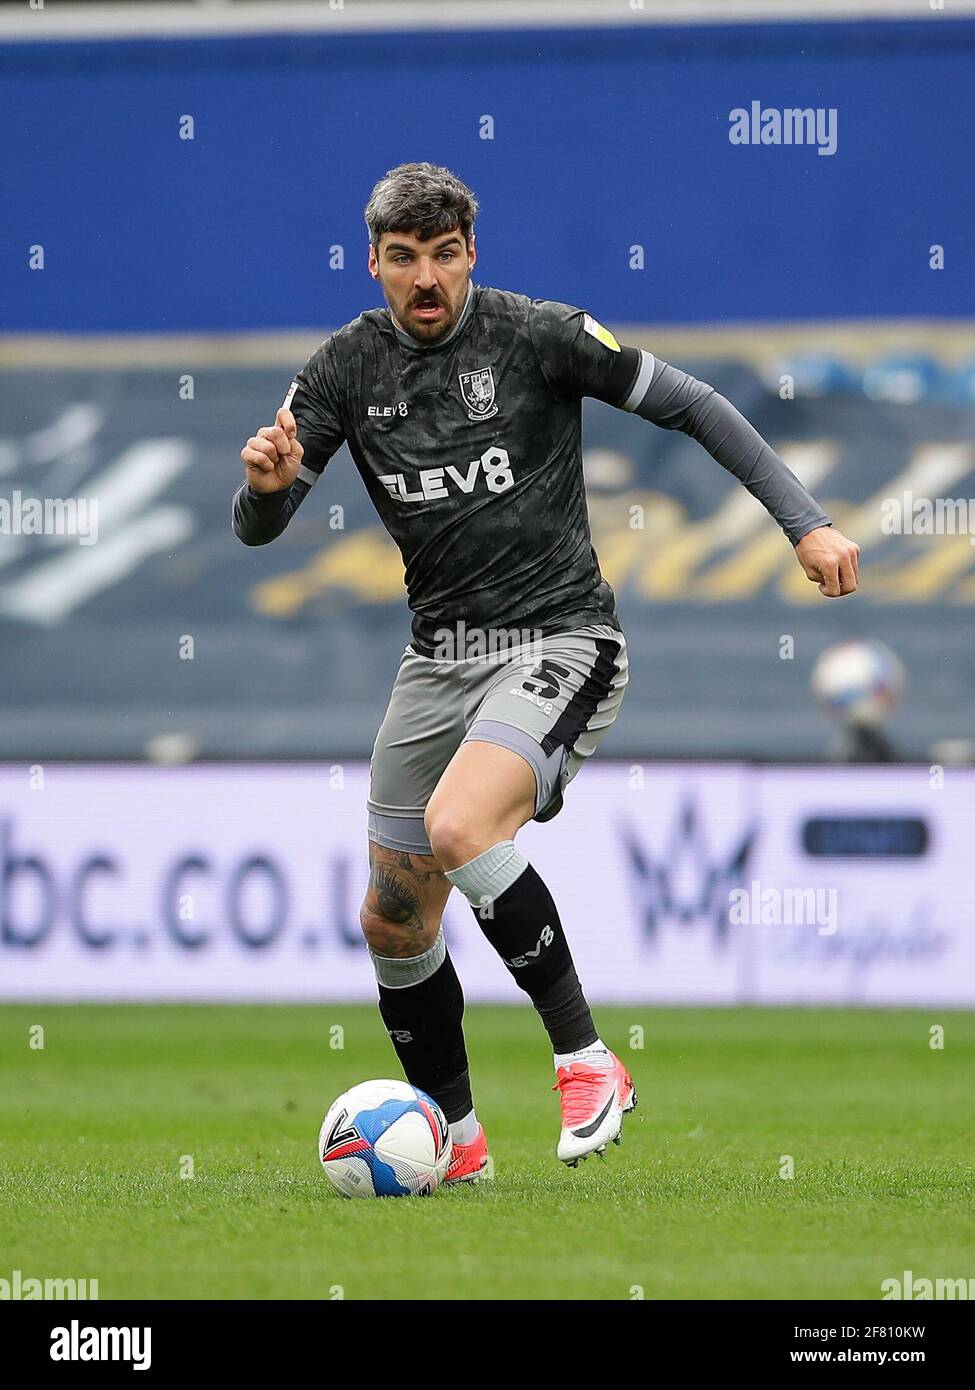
[234,287,626,654]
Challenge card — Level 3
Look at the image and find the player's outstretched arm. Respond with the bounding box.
[615,350,860,597]
[527,301,860,596]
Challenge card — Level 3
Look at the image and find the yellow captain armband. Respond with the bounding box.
[582,313,621,352]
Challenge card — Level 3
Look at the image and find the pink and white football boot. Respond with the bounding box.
[552,1051,637,1166]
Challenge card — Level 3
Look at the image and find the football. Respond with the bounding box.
[810,638,905,727]
[318,1079,452,1198]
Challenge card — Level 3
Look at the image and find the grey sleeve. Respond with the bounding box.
[620,349,831,545]
[232,477,314,546]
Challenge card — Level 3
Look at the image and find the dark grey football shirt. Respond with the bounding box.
[233,284,830,655]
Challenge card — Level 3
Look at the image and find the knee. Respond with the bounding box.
[423,805,486,872]
[358,900,437,958]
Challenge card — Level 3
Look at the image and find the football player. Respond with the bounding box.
[235,163,859,1177]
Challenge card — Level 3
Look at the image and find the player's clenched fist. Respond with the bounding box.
[240,407,303,493]
[795,525,860,598]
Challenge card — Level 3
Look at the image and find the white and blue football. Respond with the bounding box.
[811,638,905,727]
[318,1079,452,1198]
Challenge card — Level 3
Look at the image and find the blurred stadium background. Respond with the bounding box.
[1,0,974,1012]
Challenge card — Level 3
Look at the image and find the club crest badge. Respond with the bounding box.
[459,366,499,421]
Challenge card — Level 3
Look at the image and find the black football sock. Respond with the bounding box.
[445,840,597,1054]
[371,929,474,1125]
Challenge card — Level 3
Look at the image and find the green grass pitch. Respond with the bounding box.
[1,1004,972,1301]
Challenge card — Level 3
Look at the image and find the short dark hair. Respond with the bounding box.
[364,162,478,249]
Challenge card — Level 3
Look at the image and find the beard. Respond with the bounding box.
[389,279,466,344]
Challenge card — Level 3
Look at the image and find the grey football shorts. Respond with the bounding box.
[367,622,628,856]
